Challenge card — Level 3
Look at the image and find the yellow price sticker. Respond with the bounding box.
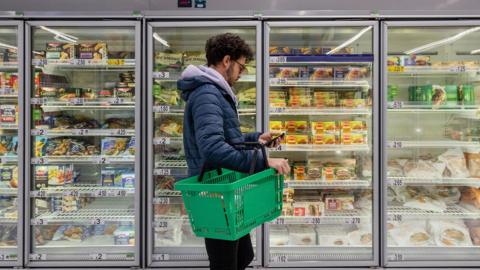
[388,66,405,73]
[107,59,125,66]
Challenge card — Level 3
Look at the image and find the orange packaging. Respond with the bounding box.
[341,133,367,145]
[313,134,337,145]
[286,121,308,133]
[286,135,309,145]
[270,121,284,132]
[294,164,306,180]
[322,167,335,181]
[311,121,337,134]
[340,99,366,108]
[339,121,366,133]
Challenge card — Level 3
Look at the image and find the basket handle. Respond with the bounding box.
[197,142,268,182]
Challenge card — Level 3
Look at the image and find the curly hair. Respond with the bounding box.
[205,33,254,66]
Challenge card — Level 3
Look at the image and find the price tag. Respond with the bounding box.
[272,255,288,263]
[308,217,322,224]
[31,190,47,197]
[107,59,125,66]
[154,137,171,145]
[75,59,86,66]
[155,72,170,79]
[114,129,127,136]
[392,253,404,261]
[72,129,89,136]
[96,157,110,164]
[155,254,170,261]
[388,66,405,73]
[68,98,84,105]
[271,78,288,85]
[346,217,361,224]
[273,218,285,225]
[391,101,404,109]
[29,254,47,261]
[154,105,171,113]
[91,218,105,225]
[95,189,108,197]
[155,197,170,205]
[450,65,466,73]
[31,98,47,105]
[110,189,127,197]
[392,214,403,222]
[63,190,79,197]
[31,129,47,136]
[271,107,286,113]
[156,221,168,228]
[108,97,125,105]
[31,218,47,225]
[390,141,403,149]
[31,157,47,165]
[392,179,404,186]
[270,56,287,64]
[90,253,107,260]
[155,169,171,176]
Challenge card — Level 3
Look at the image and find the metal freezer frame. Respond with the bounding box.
[262,20,380,268]
[0,19,25,268]
[381,19,480,268]
[145,20,264,268]
[24,20,142,268]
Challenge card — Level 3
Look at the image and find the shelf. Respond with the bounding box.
[270,107,371,116]
[31,156,135,165]
[153,71,255,82]
[36,235,134,256]
[388,246,480,262]
[153,105,255,115]
[285,180,371,189]
[272,210,370,226]
[32,209,135,226]
[30,185,135,198]
[32,58,135,69]
[270,144,370,153]
[270,79,370,88]
[0,188,18,196]
[154,160,187,168]
[0,88,17,96]
[387,65,480,75]
[0,63,17,70]
[0,124,18,130]
[0,217,17,224]
[0,156,17,164]
[153,196,183,205]
[31,129,135,137]
[387,140,480,149]
[155,189,182,197]
[269,54,374,65]
[387,177,480,187]
[153,167,188,177]
[153,136,183,145]
[31,97,135,110]
[269,246,372,262]
[387,102,479,113]
[153,215,189,228]
[387,204,480,221]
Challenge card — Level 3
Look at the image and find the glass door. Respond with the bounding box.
[25,21,141,267]
[146,21,262,267]
[264,21,379,268]
[383,21,480,267]
[0,21,23,266]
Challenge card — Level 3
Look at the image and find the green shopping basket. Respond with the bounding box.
[175,142,283,241]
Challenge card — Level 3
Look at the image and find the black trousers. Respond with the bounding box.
[205,234,254,270]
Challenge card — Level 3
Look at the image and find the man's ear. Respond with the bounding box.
[222,55,231,68]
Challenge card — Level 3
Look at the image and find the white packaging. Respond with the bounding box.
[288,225,316,246]
[428,220,472,247]
[390,221,432,246]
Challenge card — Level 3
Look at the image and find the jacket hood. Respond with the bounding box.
[177,65,238,105]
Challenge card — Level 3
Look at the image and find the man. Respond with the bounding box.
[178,33,290,270]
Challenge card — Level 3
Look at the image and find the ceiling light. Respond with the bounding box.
[153,33,170,47]
[405,27,480,55]
[326,26,372,55]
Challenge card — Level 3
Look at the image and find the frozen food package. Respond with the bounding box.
[293,201,324,216]
[154,219,182,246]
[432,85,447,106]
[114,226,135,245]
[282,202,293,216]
[362,157,372,178]
[183,51,206,66]
[348,227,373,246]
[269,121,284,133]
[428,220,472,247]
[465,220,480,245]
[52,225,91,242]
[324,194,355,211]
[0,105,17,124]
[311,121,337,135]
[288,225,316,246]
[154,52,183,71]
[404,194,447,212]
[270,226,289,246]
[101,137,128,156]
[464,149,480,178]
[438,149,470,178]
[460,187,480,209]
[392,186,427,203]
[158,118,183,137]
[237,87,256,106]
[426,186,461,204]
[285,121,308,133]
[403,159,446,179]
[390,221,432,246]
[46,42,75,60]
[309,67,333,80]
[316,225,349,246]
[355,190,373,211]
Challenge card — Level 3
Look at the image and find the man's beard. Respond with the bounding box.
[226,65,236,87]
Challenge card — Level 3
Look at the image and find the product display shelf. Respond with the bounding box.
[153,195,183,205]
[388,246,480,262]
[270,107,371,116]
[30,185,135,198]
[387,204,480,221]
[153,106,256,115]
[35,235,135,254]
[270,79,370,88]
[153,72,256,82]
[0,188,18,196]
[272,210,369,226]
[270,144,370,152]
[0,248,19,260]
[0,156,18,164]
[387,65,480,75]
[269,246,372,262]
[0,63,17,70]
[0,217,18,224]
[30,156,135,165]
[31,209,135,226]
[30,129,135,137]
[153,215,189,228]
[32,59,135,69]
[31,97,135,109]
[387,140,480,149]
[285,179,372,189]
[153,136,183,145]
[0,124,18,130]
[269,54,374,65]
[387,177,480,187]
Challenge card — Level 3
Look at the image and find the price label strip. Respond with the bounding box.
[155,254,170,261]
[91,218,106,225]
[108,97,126,105]
[95,189,108,197]
[154,72,171,79]
[153,105,171,113]
[31,157,47,165]
[154,137,171,145]
[273,217,285,225]
[31,190,47,198]
[270,56,288,64]
[90,253,107,261]
[31,218,47,225]
[271,107,286,113]
[72,129,89,136]
[108,189,128,197]
[31,129,47,136]
[63,190,79,197]
[29,254,47,261]
[156,221,169,228]
[272,255,288,263]
[96,157,110,164]
[31,97,48,105]
[155,197,170,205]
[154,168,171,176]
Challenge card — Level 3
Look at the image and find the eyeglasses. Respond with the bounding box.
[232,60,247,74]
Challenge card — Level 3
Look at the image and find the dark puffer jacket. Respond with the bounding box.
[178,73,266,177]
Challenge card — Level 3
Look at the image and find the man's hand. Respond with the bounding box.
[259,132,283,148]
[268,158,290,176]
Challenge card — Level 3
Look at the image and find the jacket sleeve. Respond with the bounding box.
[243,132,262,143]
[191,89,266,173]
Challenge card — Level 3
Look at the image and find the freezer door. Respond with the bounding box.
[146,21,263,268]
[24,21,141,267]
[383,20,480,268]
[0,20,24,267]
[263,21,379,268]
